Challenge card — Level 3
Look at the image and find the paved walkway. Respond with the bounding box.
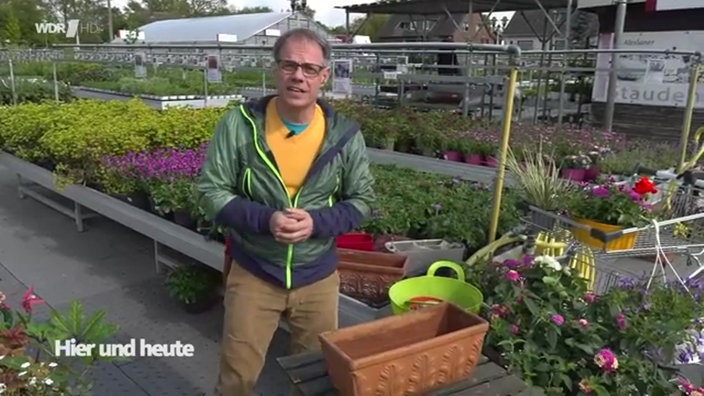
[0,165,291,395]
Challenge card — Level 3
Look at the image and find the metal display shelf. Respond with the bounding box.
[0,153,224,273]
[0,152,385,331]
[366,148,515,186]
[72,87,243,110]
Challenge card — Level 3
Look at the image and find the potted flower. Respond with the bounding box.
[149,178,199,229]
[565,177,658,250]
[560,154,592,181]
[164,264,221,314]
[505,147,576,229]
[459,134,484,165]
[585,146,612,182]
[99,153,151,211]
[474,134,499,167]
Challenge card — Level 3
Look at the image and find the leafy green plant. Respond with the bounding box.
[165,265,220,305]
[506,147,577,211]
[359,165,520,248]
[149,179,198,215]
[465,254,701,395]
[0,286,119,395]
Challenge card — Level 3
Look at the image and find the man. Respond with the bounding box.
[197,28,376,395]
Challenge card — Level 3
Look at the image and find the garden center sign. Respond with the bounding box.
[592,30,704,109]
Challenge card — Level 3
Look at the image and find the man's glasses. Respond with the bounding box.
[277,60,326,77]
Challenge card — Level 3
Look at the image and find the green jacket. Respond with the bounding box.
[197,95,376,289]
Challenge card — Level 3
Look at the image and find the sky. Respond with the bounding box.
[110,0,515,28]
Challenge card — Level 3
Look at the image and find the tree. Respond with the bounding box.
[188,0,228,16]
[1,8,22,44]
[231,6,273,14]
[349,14,389,41]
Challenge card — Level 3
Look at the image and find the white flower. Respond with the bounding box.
[20,362,30,369]
[48,362,57,368]
[0,383,6,393]
[44,378,54,386]
[535,255,562,271]
[29,377,36,386]
[18,371,26,377]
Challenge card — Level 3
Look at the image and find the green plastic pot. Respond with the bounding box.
[388,260,484,315]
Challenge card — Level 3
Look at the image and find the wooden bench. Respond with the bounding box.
[277,350,540,395]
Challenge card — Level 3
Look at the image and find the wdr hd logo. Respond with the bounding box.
[35,20,102,38]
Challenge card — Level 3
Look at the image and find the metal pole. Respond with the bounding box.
[107,0,113,42]
[488,67,519,243]
[558,0,573,125]
[203,68,209,107]
[52,62,59,102]
[604,0,628,131]
[8,58,17,106]
[677,63,702,173]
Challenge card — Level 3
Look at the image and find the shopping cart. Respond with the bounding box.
[524,168,704,294]
[465,223,634,295]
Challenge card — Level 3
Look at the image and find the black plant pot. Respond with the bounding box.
[173,210,197,230]
[148,197,173,221]
[179,293,219,314]
[113,191,150,211]
[35,159,56,171]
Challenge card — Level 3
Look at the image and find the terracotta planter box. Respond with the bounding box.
[319,302,489,396]
[337,249,409,306]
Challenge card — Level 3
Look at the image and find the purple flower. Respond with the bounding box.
[102,144,209,183]
[504,258,521,268]
[551,314,565,326]
[510,324,520,335]
[592,186,609,197]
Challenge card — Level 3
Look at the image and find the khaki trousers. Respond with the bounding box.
[214,262,339,396]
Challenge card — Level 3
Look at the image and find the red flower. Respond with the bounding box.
[634,177,657,195]
[22,286,44,314]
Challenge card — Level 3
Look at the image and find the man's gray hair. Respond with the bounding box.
[273,28,332,64]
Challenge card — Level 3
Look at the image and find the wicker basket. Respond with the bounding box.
[337,249,409,306]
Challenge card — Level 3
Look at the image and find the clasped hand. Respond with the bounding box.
[270,208,314,244]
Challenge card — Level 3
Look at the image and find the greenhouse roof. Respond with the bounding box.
[115,12,292,43]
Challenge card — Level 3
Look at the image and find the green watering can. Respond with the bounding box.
[388,260,484,315]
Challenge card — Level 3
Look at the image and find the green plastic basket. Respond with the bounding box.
[388,260,484,315]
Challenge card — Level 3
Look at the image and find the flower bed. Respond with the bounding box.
[466,253,704,395]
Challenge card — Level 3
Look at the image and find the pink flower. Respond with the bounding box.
[578,318,589,329]
[551,314,565,326]
[491,304,510,319]
[616,312,628,330]
[510,324,519,335]
[22,286,44,314]
[579,379,593,394]
[583,292,596,303]
[594,348,619,372]
[679,377,695,393]
[506,270,520,282]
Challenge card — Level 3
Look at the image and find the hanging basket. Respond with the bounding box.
[572,218,637,251]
